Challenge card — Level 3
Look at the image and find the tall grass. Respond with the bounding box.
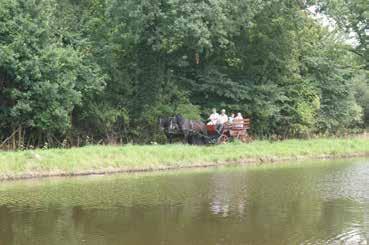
[0,138,369,180]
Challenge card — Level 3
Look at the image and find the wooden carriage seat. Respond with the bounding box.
[229,118,251,138]
[231,118,251,131]
[243,118,251,130]
[232,119,244,130]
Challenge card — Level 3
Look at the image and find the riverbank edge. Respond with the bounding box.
[2,151,369,181]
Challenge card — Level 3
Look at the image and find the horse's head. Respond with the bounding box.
[158,117,167,130]
[175,114,185,126]
[168,117,180,133]
[158,117,180,133]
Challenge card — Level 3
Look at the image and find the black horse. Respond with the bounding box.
[174,115,207,145]
[158,117,182,144]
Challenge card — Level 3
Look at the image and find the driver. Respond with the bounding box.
[208,108,219,125]
[218,109,228,125]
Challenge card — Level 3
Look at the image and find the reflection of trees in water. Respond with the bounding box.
[206,165,369,244]
[209,172,248,218]
[0,163,369,244]
[318,162,369,202]
[0,206,83,245]
[315,162,369,243]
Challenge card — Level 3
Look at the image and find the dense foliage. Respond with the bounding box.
[0,0,368,148]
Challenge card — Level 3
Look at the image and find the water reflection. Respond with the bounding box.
[0,160,369,244]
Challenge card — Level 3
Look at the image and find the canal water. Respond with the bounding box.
[0,159,369,245]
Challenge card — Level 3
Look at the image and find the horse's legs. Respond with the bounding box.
[183,133,189,144]
[187,135,192,145]
[193,135,201,145]
[165,132,173,144]
[196,135,206,145]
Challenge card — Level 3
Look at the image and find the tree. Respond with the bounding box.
[1,0,368,148]
[0,0,104,146]
[317,0,369,67]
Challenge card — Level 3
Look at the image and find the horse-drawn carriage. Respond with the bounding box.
[205,119,251,144]
[159,115,252,145]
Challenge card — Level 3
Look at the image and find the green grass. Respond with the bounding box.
[0,138,369,180]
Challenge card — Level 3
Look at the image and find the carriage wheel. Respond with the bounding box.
[237,135,248,143]
[217,135,229,144]
[239,134,251,143]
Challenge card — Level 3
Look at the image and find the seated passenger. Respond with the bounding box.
[233,112,244,129]
[235,112,243,120]
[208,108,219,125]
[228,113,235,123]
[218,109,228,125]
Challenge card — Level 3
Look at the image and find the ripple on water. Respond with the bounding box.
[0,159,369,245]
[327,228,368,245]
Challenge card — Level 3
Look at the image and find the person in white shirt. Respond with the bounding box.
[228,113,235,123]
[208,108,219,125]
[233,112,244,129]
[235,112,243,120]
[218,109,228,124]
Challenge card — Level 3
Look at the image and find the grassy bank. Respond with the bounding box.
[0,138,369,180]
